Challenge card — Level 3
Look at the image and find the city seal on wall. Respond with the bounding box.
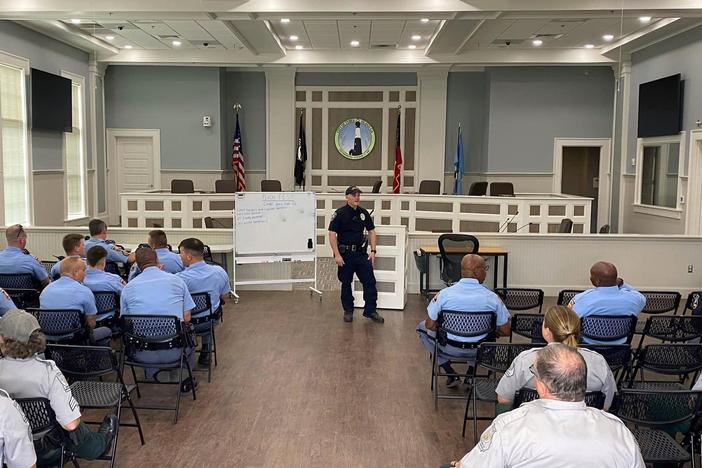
[334,118,375,160]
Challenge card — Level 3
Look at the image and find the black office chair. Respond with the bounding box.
[215,179,237,193]
[489,182,514,197]
[684,291,702,315]
[513,388,605,409]
[509,314,546,343]
[599,224,611,234]
[556,289,584,306]
[495,288,544,314]
[371,180,382,193]
[16,397,78,468]
[558,218,573,233]
[418,180,441,194]
[437,234,479,286]
[170,179,194,194]
[468,182,488,196]
[413,250,430,299]
[261,179,282,192]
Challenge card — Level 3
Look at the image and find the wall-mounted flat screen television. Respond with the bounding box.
[30,68,72,132]
[637,73,683,138]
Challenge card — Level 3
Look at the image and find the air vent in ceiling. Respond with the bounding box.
[533,33,564,39]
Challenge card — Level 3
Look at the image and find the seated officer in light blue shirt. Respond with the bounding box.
[0,224,50,289]
[177,237,230,367]
[50,233,86,281]
[39,257,112,345]
[568,261,645,345]
[417,254,511,388]
[84,219,133,266]
[121,248,197,392]
[127,230,184,281]
[0,288,17,317]
[83,246,125,295]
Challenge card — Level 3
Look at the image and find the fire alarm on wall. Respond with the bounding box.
[203,116,212,127]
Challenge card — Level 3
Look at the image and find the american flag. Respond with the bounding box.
[231,113,246,192]
[393,111,402,194]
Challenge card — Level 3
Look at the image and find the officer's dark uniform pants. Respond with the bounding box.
[338,251,377,315]
[37,421,110,466]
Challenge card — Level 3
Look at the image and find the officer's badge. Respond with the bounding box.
[360,213,366,221]
[478,425,496,452]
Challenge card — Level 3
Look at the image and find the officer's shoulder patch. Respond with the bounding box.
[504,362,515,377]
[330,212,337,221]
[360,212,366,221]
[478,425,496,452]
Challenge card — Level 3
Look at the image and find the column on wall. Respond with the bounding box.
[88,58,106,218]
[416,67,449,192]
[265,68,296,190]
[614,61,632,233]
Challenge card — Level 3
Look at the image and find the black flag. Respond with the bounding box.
[294,112,307,188]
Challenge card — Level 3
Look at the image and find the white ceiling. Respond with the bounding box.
[3,1,702,66]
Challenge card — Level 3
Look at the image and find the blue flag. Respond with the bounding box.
[453,125,464,195]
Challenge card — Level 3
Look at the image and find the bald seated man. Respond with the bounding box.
[448,343,644,468]
[417,254,510,388]
[568,261,645,345]
[0,224,50,289]
[39,257,112,345]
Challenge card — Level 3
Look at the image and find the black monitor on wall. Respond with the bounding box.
[637,73,683,138]
[30,68,72,132]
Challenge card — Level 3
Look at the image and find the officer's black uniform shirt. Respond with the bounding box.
[328,204,375,246]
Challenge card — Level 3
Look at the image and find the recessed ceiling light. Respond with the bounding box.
[281,18,290,23]
[408,44,417,49]
[105,35,115,40]
[411,34,422,41]
[420,18,429,23]
[295,45,303,50]
[584,44,595,49]
[124,45,133,49]
[70,19,81,24]
[639,16,652,23]
[289,35,299,41]
[532,39,543,46]
[602,34,615,41]
[350,40,360,47]
[172,40,181,46]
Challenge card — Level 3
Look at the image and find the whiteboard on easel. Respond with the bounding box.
[234,192,316,256]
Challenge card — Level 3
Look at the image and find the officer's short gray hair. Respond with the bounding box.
[534,343,586,402]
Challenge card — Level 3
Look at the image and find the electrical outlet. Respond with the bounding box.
[689,265,694,273]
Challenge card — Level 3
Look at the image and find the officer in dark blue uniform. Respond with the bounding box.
[328,186,384,324]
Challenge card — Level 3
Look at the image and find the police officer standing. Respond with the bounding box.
[328,186,383,324]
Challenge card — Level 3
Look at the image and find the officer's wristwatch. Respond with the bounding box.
[371,249,377,254]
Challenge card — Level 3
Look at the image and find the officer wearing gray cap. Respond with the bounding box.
[0,388,36,468]
[328,186,383,323]
[0,309,117,466]
[448,344,644,468]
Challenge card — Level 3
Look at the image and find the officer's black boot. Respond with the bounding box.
[343,308,353,322]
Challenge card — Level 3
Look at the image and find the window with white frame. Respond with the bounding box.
[635,135,683,212]
[63,72,86,219]
[0,56,30,225]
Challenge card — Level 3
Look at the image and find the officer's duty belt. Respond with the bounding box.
[338,244,365,253]
[444,339,480,349]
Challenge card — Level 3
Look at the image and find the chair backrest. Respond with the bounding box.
[203,244,214,263]
[476,342,537,373]
[579,344,632,373]
[514,388,605,409]
[93,291,120,318]
[557,289,584,306]
[685,291,702,314]
[15,397,60,437]
[5,288,40,309]
[558,218,573,233]
[204,216,214,229]
[437,310,496,341]
[0,273,37,290]
[26,308,86,341]
[635,343,702,377]
[418,180,441,194]
[121,314,189,355]
[509,313,546,343]
[489,182,514,197]
[437,234,479,285]
[40,260,56,276]
[641,291,681,315]
[599,224,611,234]
[580,314,637,344]
[261,179,282,192]
[413,250,429,274]
[45,344,118,379]
[371,180,382,193]
[640,315,702,343]
[215,179,237,193]
[171,179,194,193]
[468,181,488,196]
[495,288,544,313]
[616,389,702,427]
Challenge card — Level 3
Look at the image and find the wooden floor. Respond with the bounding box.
[84,291,521,467]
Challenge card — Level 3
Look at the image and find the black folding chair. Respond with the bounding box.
[494,288,544,314]
[684,291,702,315]
[41,260,57,277]
[616,389,702,467]
[431,310,495,409]
[628,343,702,388]
[26,308,90,345]
[513,388,605,409]
[556,289,584,306]
[508,314,545,343]
[121,315,196,424]
[45,344,145,468]
[634,291,682,335]
[15,397,79,468]
[5,287,40,309]
[437,234,479,286]
[580,344,633,382]
[190,292,221,383]
[636,315,702,352]
[580,314,638,345]
[93,291,121,333]
[413,250,431,299]
[462,342,536,440]
[0,273,40,308]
